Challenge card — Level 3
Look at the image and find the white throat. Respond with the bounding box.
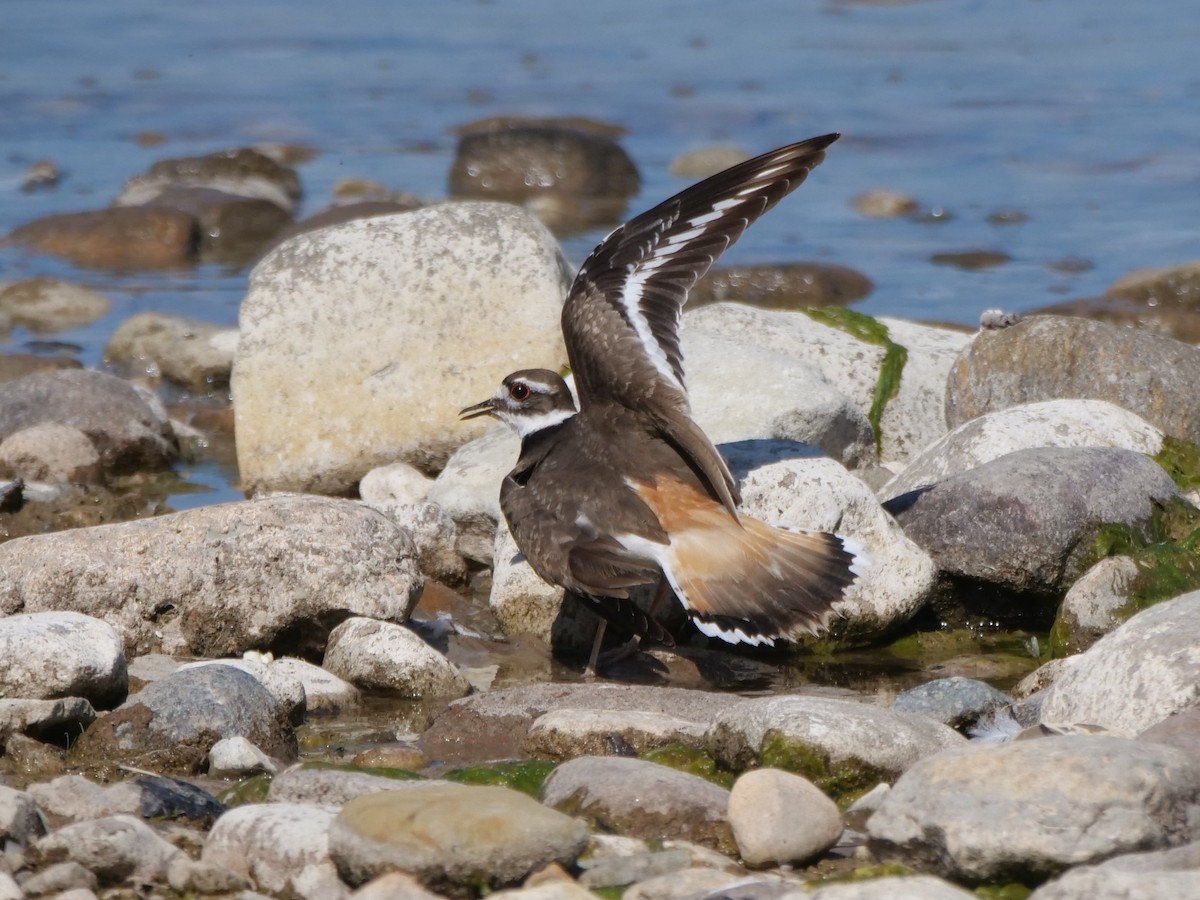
[505,407,576,438]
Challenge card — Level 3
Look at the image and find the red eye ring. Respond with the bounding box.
[509,382,530,401]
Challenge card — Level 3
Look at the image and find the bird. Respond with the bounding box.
[461,133,867,672]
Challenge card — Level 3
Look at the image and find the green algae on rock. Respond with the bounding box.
[443,759,558,797]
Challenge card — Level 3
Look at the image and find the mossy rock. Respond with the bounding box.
[218,773,272,806]
[299,759,425,781]
[443,759,558,797]
[760,732,890,807]
[639,743,735,789]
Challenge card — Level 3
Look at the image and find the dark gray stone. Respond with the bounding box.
[893,676,1012,731]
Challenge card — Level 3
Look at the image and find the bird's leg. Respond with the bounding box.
[645,575,672,626]
[584,619,608,680]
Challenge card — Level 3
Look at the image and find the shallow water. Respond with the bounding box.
[2,0,1197,509]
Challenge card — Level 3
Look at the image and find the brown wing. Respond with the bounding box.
[561,134,839,516]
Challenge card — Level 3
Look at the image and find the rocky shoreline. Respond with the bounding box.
[2,122,1200,898]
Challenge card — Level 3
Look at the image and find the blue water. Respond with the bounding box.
[1,0,1198,501]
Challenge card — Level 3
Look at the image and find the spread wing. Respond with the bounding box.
[561,133,839,515]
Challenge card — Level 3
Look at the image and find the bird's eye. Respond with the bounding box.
[509,382,530,401]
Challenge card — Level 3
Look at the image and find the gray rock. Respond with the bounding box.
[487,521,570,642]
[115,146,302,214]
[421,682,742,765]
[709,695,965,791]
[945,315,1200,445]
[892,676,1012,731]
[166,855,252,894]
[104,312,238,391]
[1139,707,1200,753]
[867,735,1200,883]
[541,756,735,854]
[233,202,571,494]
[268,767,432,806]
[350,871,447,899]
[365,499,468,583]
[1053,555,1141,655]
[623,869,768,899]
[26,774,142,822]
[427,423,519,565]
[31,815,183,885]
[178,657,306,724]
[0,612,126,706]
[578,849,693,889]
[329,784,589,892]
[727,768,842,867]
[1039,591,1200,735]
[0,697,95,744]
[524,708,709,760]
[882,399,1164,499]
[208,735,277,778]
[0,423,103,484]
[322,617,470,700]
[70,664,296,774]
[202,802,346,900]
[1029,841,1200,900]
[269,657,361,716]
[0,872,19,900]
[0,494,422,658]
[0,784,42,845]
[0,369,177,474]
[888,446,1179,605]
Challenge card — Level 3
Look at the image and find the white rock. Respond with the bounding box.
[0,784,42,844]
[270,657,361,715]
[428,421,519,564]
[350,870,446,899]
[524,708,709,759]
[800,875,978,899]
[1039,591,1200,735]
[208,735,278,778]
[203,802,345,900]
[0,611,126,705]
[488,522,568,642]
[727,768,842,867]
[1055,555,1140,652]
[26,775,141,823]
[322,617,470,699]
[358,462,434,506]
[105,312,238,390]
[365,499,467,583]
[178,658,305,722]
[0,872,22,900]
[881,399,1164,498]
[233,202,571,494]
[0,423,103,484]
[735,453,937,640]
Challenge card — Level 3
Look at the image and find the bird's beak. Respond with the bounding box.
[459,397,498,421]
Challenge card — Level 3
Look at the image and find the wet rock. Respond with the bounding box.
[542,756,734,853]
[1032,294,1200,344]
[0,697,95,745]
[668,145,749,179]
[323,616,469,699]
[3,731,66,780]
[0,494,422,658]
[8,206,199,269]
[1107,259,1200,309]
[945,315,1200,445]
[709,695,964,795]
[727,768,842,867]
[887,447,1179,617]
[0,369,178,475]
[131,774,226,824]
[21,158,60,192]
[523,708,708,760]
[428,423,518,564]
[930,248,1011,270]
[0,353,82,384]
[881,399,1164,500]
[105,312,238,391]
[685,304,970,466]
[867,735,1200,884]
[202,802,345,899]
[234,202,570,494]
[20,861,98,896]
[689,262,874,311]
[70,664,296,774]
[271,657,361,715]
[329,784,589,892]
[0,784,42,844]
[852,188,919,219]
[138,186,293,264]
[0,611,126,706]
[0,423,104,484]
[0,278,110,332]
[208,735,277,778]
[1052,555,1141,655]
[734,452,937,644]
[892,676,1012,731]
[268,767,432,806]
[31,815,183,885]
[115,146,302,214]
[449,116,639,231]
[1039,591,1200,735]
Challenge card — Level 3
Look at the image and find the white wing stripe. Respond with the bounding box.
[621,269,686,391]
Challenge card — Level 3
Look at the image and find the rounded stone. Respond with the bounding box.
[727,768,843,867]
[0,423,103,483]
[322,616,470,699]
[0,611,126,707]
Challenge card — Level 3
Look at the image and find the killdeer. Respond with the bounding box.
[461,134,867,670]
